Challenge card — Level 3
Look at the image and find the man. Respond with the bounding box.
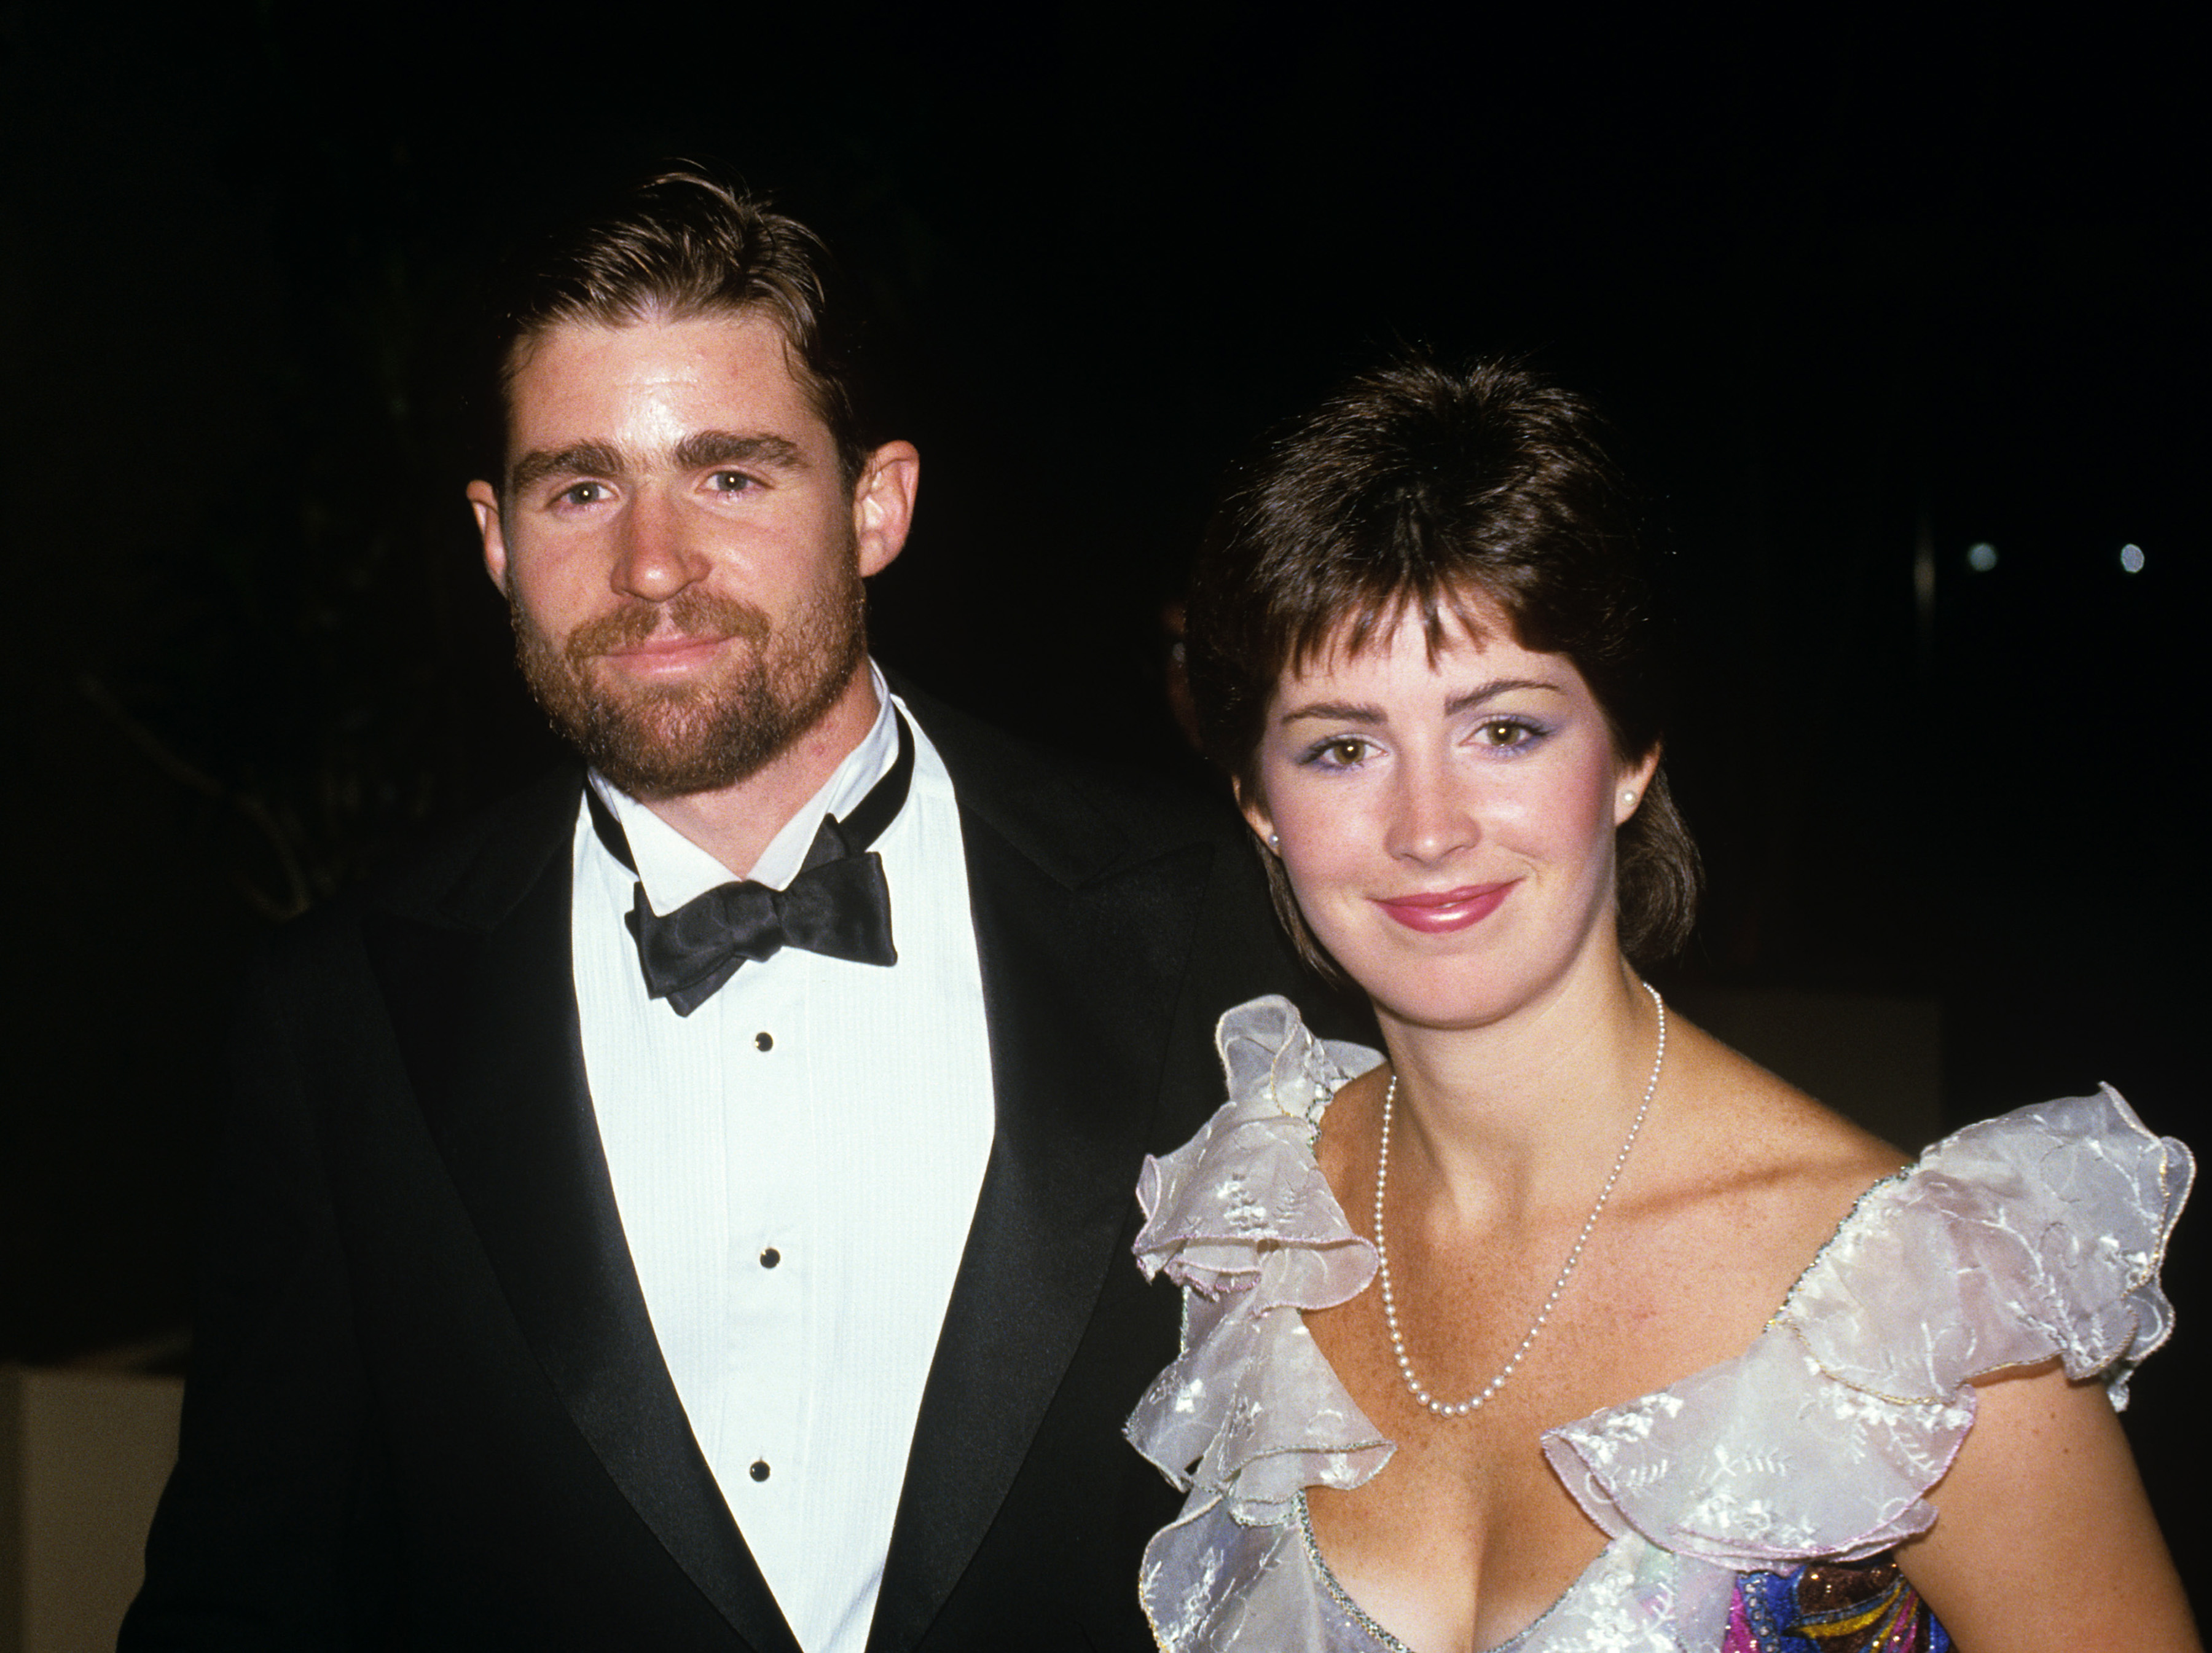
[122,172,1329,1651]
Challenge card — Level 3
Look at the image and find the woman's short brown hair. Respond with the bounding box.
[1183,354,1700,978]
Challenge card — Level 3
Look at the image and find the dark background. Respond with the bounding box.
[4,0,2203,1597]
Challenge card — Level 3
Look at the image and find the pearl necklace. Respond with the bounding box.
[1374,981,1666,1419]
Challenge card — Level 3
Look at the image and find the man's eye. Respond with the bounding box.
[556,481,608,506]
[710,470,760,493]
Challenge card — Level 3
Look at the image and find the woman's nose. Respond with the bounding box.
[1387,765,1480,864]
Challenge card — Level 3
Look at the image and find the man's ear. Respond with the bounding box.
[466,481,510,595]
[852,441,920,578]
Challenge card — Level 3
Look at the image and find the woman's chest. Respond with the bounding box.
[1296,1246,1786,1651]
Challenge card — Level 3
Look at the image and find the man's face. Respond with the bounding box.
[468,312,912,799]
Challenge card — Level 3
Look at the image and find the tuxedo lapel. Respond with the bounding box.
[867,713,1214,1651]
[361,774,801,1653]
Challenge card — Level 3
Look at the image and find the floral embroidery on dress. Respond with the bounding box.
[1126,995,2192,1652]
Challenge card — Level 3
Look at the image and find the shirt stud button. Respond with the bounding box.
[759,1247,781,1269]
[749,1459,771,1482]
[755,1031,773,1052]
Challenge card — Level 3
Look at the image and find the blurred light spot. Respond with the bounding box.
[1966,541,1998,572]
[2119,543,2146,573]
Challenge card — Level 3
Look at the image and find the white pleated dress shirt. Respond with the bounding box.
[570,666,995,1653]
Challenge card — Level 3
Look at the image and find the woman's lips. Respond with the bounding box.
[1373,881,1516,933]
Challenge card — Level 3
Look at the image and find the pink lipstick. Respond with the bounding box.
[1373,881,1516,934]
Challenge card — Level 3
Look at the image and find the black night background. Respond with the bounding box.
[4,0,2205,1609]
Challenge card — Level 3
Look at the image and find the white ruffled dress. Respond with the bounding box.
[1124,996,2192,1652]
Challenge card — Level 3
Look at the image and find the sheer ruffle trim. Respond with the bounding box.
[1544,1085,2193,1570]
[1126,999,1389,1646]
[1128,996,1389,1518]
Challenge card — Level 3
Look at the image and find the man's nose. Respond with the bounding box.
[610,490,708,602]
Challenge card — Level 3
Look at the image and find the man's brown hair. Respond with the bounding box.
[495,167,868,492]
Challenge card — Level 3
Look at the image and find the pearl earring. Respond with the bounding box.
[1268,833,1281,849]
[1621,789,1638,806]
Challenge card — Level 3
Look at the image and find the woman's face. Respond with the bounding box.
[1241,605,1655,1032]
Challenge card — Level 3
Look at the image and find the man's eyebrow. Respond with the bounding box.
[674,430,809,472]
[506,431,809,497]
[509,441,628,495]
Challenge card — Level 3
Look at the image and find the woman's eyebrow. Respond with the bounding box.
[1443,677,1566,715]
[1277,699,1384,726]
[1278,677,1565,726]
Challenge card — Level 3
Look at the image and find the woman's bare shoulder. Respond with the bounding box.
[1668,1013,1909,1189]
[1620,1018,1912,1346]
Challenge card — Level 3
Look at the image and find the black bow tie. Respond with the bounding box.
[587,712,915,1017]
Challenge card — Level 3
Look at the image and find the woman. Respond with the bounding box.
[1125,357,2197,1651]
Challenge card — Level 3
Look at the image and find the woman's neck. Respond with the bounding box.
[1372,953,1663,1223]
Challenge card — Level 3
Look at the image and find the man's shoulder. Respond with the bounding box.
[274,763,584,960]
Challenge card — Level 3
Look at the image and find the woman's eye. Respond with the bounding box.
[1478,719,1537,748]
[1309,738,1371,768]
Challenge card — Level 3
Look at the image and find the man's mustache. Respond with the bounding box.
[564,591,772,662]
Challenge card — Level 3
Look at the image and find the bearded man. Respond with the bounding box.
[122,173,1329,1652]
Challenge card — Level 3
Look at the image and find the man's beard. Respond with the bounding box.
[509,566,868,801]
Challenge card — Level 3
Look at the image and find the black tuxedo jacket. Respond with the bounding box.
[123,691,1343,1652]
